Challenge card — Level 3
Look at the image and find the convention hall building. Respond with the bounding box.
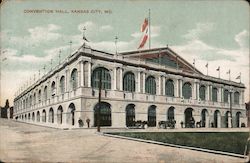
[13,45,247,129]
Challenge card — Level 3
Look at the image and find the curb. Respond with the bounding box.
[103,133,249,160]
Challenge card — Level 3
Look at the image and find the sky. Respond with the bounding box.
[0,0,249,106]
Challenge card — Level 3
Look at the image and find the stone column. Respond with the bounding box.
[119,68,123,91]
[136,71,141,93]
[65,69,69,92]
[162,76,166,95]
[196,82,200,100]
[193,82,197,100]
[179,79,183,98]
[175,79,179,97]
[206,85,210,101]
[113,67,117,90]
[80,61,84,87]
[158,76,161,95]
[142,72,145,93]
[87,62,91,87]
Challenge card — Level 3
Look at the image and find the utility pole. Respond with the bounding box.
[97,70,102,132]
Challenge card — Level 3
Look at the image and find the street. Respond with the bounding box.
[0,119,246,162]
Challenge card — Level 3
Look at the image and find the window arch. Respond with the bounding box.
[94,102,111,126]
[165,79,174,97]
[212,87,218,102]
[123,72,135,92]
[71,69,78,90]
[234,91,240,104]
[60,76,65,94]
[148,105,156,127]
[92,67,111,90]
[44,86,48,101]
[126,104,135,127]
[199,85,206,101]
[224,89,229,103]
[42,109,46,122]
[57,106,63,124]
[145,76,156,95]
[49,108,54,123]
[167,107,175,121]
[37,111,40,122]
[38,90,41,103]
[33,93,36,105]
[182,82,192,99]
[51,81,56,96]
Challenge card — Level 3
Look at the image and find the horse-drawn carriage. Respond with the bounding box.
[158,119,176,129]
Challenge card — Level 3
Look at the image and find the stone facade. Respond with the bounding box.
[13,46,247,129]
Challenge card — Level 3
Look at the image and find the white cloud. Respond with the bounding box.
[172,29,249,102]
[235,29,249,49]
[100,25,113,32]
[183,23,214,40]
[8,24,62,47]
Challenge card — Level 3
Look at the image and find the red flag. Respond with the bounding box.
[138,28,148,49]
[141,18,148,32]
[138,34,148,49]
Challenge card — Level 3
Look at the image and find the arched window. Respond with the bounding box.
[148,105,156,127]
[212,87,218,102]
[94,102,111,126]
[224,89,229,103]
[44,86,48,101]
[234,91,240,104]
[37,111,40,122]
[32,112,35,121]
[182,82,192,99]
[68,103,75,126]
[199,85,206,101]
[145,76,156,95]
[60,76,65,94]
[38,90,41,103]
[123,72,135,92]
[33,93,36,105]
[51,81,56,96]
[165,79,174,97]
[29,95,32,107]
[126,104,135,127]
[92,67,111,90]
[42,109,46,122]
[49,108,54,123]
[71,69,78,90]
[167,107,175,121]
[236,112,241,127]
[57,106,63,124]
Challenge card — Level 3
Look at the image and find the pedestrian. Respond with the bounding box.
[86,118,90,128]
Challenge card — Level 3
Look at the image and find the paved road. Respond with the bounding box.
[0,119,247,162]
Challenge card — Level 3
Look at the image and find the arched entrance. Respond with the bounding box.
[49,108,54,123]
[167,107,175,121]
[148,105,156,127]
[57,106,63,124]
[225,111,230,128]
[126,104,135,127]
[28,113,31,120]
[94,102,111,127]
[184,108,194,128]
[236,112,241,128]
[32,112,35,121]
[214,110,221,128]
[67,103,76,126]
[201,109,209,127]
[37,111,40,122]
[42,110,46,122]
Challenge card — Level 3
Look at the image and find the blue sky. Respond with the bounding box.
[0,0,249,106]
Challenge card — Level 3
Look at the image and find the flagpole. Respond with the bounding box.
[148,9,151,49]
